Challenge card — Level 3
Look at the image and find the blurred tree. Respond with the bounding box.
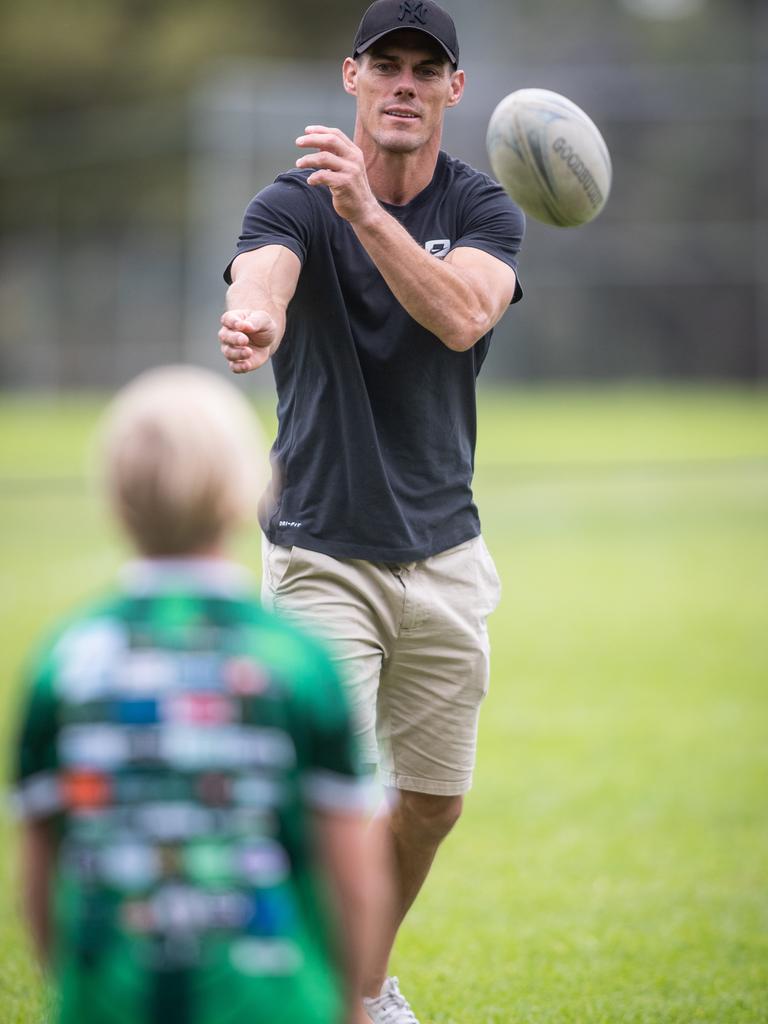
[0,0,366,119]
[0,0,755,121]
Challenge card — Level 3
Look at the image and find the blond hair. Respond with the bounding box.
[101,365,268,556]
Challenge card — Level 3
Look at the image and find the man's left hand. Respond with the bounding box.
[296,126,380,227]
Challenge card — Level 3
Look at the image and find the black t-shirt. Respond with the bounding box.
[225,150,525,563]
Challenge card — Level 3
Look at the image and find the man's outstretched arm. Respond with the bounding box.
[295,126,518,353]
[219,244,301,373]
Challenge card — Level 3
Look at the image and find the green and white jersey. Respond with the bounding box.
[13,558,369,1024]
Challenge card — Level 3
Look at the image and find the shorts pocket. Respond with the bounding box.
[263,541,296,593]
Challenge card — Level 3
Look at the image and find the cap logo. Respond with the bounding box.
[398,1,428,26]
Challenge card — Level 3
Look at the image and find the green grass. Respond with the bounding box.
[1,388,767,1023]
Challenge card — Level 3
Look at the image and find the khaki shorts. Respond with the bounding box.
[261,535,501,796]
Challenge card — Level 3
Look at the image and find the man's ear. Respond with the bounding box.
[343,57,358,97]
[446,68,465,109]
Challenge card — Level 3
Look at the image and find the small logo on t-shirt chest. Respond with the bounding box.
[424,239,451,259]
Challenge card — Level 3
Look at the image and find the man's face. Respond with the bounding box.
[343,30,464,154]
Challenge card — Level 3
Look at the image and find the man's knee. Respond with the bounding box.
[394,790,464,845]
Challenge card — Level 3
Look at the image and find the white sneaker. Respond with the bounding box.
[363,976,420,1024]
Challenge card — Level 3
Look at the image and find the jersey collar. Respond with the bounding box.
[119,558,254,598]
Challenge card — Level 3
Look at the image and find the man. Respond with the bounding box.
[219,2,524,1021]
[12,366,374,1024]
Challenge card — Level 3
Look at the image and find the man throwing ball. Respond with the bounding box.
[219,2,525,1021]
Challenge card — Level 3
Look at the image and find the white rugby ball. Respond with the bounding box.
[486,88,612,227]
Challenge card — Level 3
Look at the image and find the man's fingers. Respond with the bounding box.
[296,130,346,144]
[221,342,251,361]
[296,130,353,155]
[220,310,274,339]
[303,124,348,140]
[219,324,250,345]
[296,151,347,172]
[219,308,276,374]
[220,309,272,328]
[226,347,271,374]
[306,170,345,188]
[220,315,258,341]
[220,311,247,330]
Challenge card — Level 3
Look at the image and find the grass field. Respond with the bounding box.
[1,387,767,1023]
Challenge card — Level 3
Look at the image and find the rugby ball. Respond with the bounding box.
[486,88,612,227]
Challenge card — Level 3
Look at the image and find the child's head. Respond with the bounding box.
[101,365,268,556]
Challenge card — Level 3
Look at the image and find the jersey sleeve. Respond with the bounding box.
[11,645,63,821]
[294,640,374,816]
[453,176,526,303]
[223,173,317,284]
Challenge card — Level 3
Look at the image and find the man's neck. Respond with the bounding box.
[356,131,442,207]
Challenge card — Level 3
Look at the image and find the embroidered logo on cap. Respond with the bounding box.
[398,1,428,26]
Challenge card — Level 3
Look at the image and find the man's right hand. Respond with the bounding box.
[218,309,280,373]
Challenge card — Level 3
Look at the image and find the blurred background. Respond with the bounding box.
[0,0,765,388]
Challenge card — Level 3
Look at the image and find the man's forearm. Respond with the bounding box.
[222,245,302,366]
[225,278,287,341]
[352,208,488,351]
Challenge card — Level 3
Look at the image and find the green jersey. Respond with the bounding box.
[13,559,368,1024]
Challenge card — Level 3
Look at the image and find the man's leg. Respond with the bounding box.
[363,791,463,997]
[261,538,387,767]
[262,537,500,1020]
[364,537,501,1008]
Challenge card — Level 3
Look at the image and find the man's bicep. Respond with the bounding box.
[229,245,302,307]
[446,246,518,327]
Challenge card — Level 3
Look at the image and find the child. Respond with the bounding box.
[12,365,373,1024]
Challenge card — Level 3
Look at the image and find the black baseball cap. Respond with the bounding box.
[353,0,459,67]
